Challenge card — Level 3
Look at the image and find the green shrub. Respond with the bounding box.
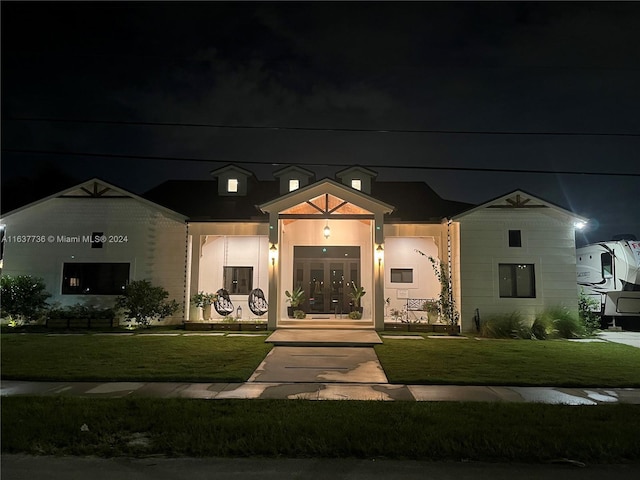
[0,275,51,322]
[538,307,585,339]
[531,315,554,340]
[48,304,115,321]
[578,289,601,335]
[481,312,531,339]
[348,310,362,319]
[293,310,306,319]
[115,280,179,327]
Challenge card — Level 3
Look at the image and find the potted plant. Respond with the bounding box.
[285,286,306,318]
[348,282,366,315]
[191,291,216,321]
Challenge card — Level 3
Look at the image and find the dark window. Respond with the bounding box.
[223,266,253,294]
[499,264,536,298]
[508,230,522,247]
[601,252,613,279]
[391,268,413,283]
[91,232,104,249]
[62,263,130,295]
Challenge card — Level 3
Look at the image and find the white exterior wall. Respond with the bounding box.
[1,198,187,324]
[280,218,373,319]
[458,209,578,332]
[383,236,441,320]
[199,235,270,320]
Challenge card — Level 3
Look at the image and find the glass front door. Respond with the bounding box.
[294,246,360,315]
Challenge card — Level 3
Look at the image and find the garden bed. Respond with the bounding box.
[184,321,268,331]
[384,322,460,334]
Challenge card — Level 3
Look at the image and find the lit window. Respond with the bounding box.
[289,179,300,191]
[499,264,536,298]
[351,179,362,190]
[391,268,413,283]
[223,266,253,294]
[227,178,239,193]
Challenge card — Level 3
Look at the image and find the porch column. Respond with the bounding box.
[374,213,385,330]
[267,213,279,330]
[187,233,202,322]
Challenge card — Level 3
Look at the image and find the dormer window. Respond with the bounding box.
[227,178,239,193]
[289,179,300,192]
[351,179,362,191]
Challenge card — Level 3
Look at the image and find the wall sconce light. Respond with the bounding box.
[269,243,278,265]
[376,244,384,265]
[323,221,331,239]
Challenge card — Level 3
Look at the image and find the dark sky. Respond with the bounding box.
[2,1,639,245]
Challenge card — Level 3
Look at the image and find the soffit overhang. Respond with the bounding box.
[258,178,394,218]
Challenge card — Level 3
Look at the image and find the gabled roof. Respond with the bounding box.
[209,164,254,178]
[452,189,588,223]
[372,181,473,222]
[144,178,279,221]
[1,178,187,221]
[335,165,378,179]
[273,165,315,179]
[259,177,394,215]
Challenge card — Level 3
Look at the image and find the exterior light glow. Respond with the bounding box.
[323,222,331,239]
[269,243,278,265]
[376,244,384,263]
[574,221,587,230]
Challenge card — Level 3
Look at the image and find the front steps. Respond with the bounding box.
[266,329,382,347]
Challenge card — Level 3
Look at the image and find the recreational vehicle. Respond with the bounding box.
[577,236,640,326]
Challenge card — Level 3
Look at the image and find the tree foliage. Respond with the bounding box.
[0,275,51,321]
[115,280,179,327]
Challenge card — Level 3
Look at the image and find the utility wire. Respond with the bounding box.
[6,116,640,137]
[3,148,639,177]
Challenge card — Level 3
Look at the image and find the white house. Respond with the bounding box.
[1,166,587,332]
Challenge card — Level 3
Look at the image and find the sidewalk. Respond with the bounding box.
[3,379,640,404]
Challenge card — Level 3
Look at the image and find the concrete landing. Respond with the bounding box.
[265,329,382,347]
[248,346,388,383]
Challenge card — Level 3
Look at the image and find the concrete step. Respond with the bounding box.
[278,319,374,330]
[266,329,382,347]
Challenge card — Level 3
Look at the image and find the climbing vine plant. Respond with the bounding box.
[415,249,460,326]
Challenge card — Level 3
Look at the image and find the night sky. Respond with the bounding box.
[2,1,639,246]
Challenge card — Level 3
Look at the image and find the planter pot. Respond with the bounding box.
[287,306,295,318]
[432,324,461,334]
[203,304,212,321]
[352,306,363,315]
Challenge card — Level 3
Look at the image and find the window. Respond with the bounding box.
[508,230,521,247]
[289,179,300,191]
[499,264,535,298]
[227,178,239,193]
[391,268,413,283]
[351,179,362,190]
[601,252,613,279]
[62,263,130,295]
[91,231,104,249]
[223,266,253,294]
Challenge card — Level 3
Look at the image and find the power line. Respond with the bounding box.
[6,116,640,137]
[3,148,639,177]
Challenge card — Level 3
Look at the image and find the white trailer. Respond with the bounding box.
[577,237,640,325]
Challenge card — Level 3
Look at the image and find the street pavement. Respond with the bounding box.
[3,454,640,480]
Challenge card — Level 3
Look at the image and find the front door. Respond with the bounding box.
[293,246,360,315]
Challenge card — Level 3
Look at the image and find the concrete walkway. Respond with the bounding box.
[3,329,640,404]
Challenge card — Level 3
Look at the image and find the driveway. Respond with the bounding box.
[598,331,640,348]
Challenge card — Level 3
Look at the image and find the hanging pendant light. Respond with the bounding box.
[323,221,331,239]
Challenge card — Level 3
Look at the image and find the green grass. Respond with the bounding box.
[375,336,640,387]
[1,334,272,382]
[2,397,639,462]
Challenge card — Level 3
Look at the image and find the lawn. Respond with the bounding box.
[1,334,272,382]
[375,335,640,387]
[3,397,640,462]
